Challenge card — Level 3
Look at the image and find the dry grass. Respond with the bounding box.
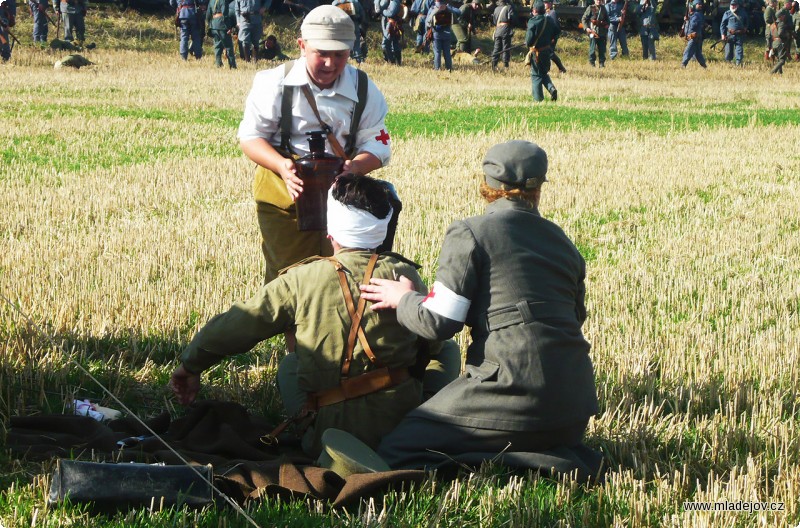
[2,11,800,526]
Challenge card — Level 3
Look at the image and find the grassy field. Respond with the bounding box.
[2,3,800,527]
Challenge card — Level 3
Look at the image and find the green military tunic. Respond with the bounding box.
[206,0,236,68]
[182,249,434,456]
[771,6,793,73]
[526,12,560,102]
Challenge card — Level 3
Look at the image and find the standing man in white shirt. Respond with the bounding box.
[237,5,393,284]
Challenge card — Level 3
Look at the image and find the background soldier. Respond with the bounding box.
[791,0,799,59]
[54,0,86,45]
[748,0,765,35]
[526,1,558,101]
[764,0,777,57]
[333,0,368,64]
[681,0,707,67]
[720,0,748,65]
[206,0,236,68]
[409,0,430,53]
[236,0,267,62]
[606,0,629,59]
[171,0,205,60]
[638,0,658,60]
[770,0,794,72]
[377,0,403,64]
[0,0,15,62]
[582,0,609,67]
[259,34,290,59]
[544,0,567,72]
[29,0,49,44]
[453,0,479,53]
[425,0,460,70]
[491,0,515,69]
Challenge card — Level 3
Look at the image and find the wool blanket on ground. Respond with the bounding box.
[6,400,603,508]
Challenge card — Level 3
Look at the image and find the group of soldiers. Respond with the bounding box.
[1,0,90,62]
[677,0,798,72]
[577,0,798,71]
[171,0,293,67]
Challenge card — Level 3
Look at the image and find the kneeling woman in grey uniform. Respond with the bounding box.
[360,140,600,472]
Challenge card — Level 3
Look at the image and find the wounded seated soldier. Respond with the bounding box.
[170,174,459,457]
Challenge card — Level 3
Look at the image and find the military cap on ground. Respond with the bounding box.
[482,140,549,190]
[54,55,94,69]
[316,429,390,478]
[301,5,355,51]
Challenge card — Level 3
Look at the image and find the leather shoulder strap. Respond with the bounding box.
[345,69,369,158]
[328,254,381,377]
[279,61,295,154]
[300,85,349,160]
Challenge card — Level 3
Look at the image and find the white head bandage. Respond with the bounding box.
[327,188,393,249]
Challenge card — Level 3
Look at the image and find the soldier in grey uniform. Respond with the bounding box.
[770,0,794,72]
[544,0,567,73]
[764,0,777,57]
[207,0,236,67]
[171,0,205,60]
[605,0,629,59]
[638,0,658,60]
[29,0,50,44]
[453,0,480,53]
[0,0,15,62]
[491,0,515,69]
[361,141,600,474]
[582,0,609,67]
[333,0,368,64]
[236,0,267,62]
[54,0,86,44]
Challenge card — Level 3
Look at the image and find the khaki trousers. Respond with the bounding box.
[256,201,333,284]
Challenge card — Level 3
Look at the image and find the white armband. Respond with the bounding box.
[421,281,471,323]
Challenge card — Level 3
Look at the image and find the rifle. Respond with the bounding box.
[477,42,527,64]
[4,27,20,53]
[709,37,725,49]
[618,0,628,28]
[283,0,312,14]
[43,6,59,28]
[679,0,691,37]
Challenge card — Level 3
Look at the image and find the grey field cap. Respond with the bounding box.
[482,140,548,190]
[316,429,390,478]
[301,5,356,51]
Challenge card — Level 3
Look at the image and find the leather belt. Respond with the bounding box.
[478,300,577,334]
[307,367,410,410]
[212,12,223,17]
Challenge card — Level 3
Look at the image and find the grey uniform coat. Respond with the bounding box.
[394,198,599,432]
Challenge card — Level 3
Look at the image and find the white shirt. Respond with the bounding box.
[237,57,391,166]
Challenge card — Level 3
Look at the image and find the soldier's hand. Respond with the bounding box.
[360,276,416,311]
[278,158,303,200]
[170,364,201,405]
[341,158,364,176]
